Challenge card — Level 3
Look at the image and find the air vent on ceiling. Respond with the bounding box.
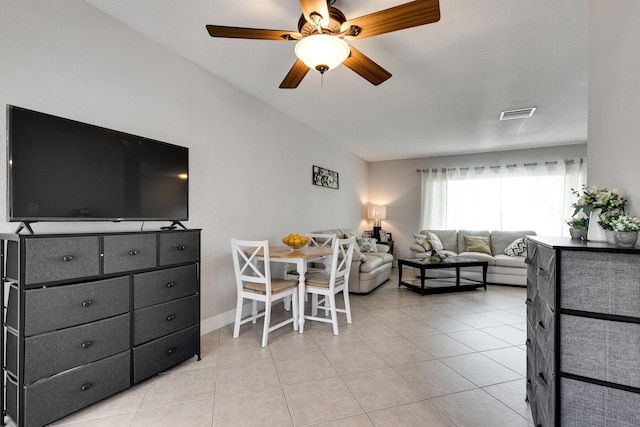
[500,107,537,121]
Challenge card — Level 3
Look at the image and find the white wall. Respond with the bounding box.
[368,144,587,261]
[588,0,640,214]
[0,1,368,332]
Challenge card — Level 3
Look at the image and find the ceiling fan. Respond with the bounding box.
[205,0,440,89]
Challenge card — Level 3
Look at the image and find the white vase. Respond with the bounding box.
[587,208,607,242]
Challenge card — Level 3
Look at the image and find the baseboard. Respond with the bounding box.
[200,302,262,336]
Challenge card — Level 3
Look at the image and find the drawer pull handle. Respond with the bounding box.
[166,282,175,288]
[81,383,92,392]
[129,250,139,256]
[537,320,545,329]
[62,255,74,262]
[177,245,187,251]
[82,300,93,307]
[81,341,92,349]
[166,314,176,321]
[524,257,531,265]
[167,347,176,355]
[526,338,531,346]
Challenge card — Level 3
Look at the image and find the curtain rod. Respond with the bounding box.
[416,158,584,173]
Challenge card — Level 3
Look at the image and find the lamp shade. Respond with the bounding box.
[367,205,387,220]
[295,34,350,72]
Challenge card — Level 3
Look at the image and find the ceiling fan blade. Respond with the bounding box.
[342,0,440,40]
[299,0,330,25]
[279,59,311,89]
[206,25,300,41]
[342,46,392,86]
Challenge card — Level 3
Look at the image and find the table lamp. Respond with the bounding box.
[368,204,387,241]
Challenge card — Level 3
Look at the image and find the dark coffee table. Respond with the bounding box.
[398,256,488,295]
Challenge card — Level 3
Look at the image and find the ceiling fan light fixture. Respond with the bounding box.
[295,34,350,73]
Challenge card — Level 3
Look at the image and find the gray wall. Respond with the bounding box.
[0,2,369,332]
[588,0,640,214]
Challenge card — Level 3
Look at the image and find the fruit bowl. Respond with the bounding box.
[282,233,309,251]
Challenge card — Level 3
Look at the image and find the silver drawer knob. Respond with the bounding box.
[82,300,93,307]
[166,314,176,321]
[62,255,74,262]
[129,250,139,256]
[166,282,175,288]
[177,245,187,251]
[81,341,92,349]
[81,383,92,392]
[167,347,176,355]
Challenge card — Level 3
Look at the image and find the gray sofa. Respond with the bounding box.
[409,229,536,286]
[313,228,393,293]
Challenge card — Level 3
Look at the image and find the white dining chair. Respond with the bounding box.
[303,237,355,335]
[230,239,299,347]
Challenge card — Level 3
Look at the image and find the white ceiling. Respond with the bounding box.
[83,0,588,162]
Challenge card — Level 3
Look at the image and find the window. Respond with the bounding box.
[419,159,586,236]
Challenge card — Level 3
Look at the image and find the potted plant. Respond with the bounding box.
[609,214,640,247]
[571,185,627,241]
[566,217,589,240]
[597,211,622,244]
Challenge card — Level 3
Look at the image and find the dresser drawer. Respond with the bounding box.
[133,295,199,345]
[11,276,130,336]
[133,264,198,309]
[24,236,100,285]
[536,245,556,307]
[103,233,157,274]
[15,314,130,384]
[561,314,640,389]
[159,231,200,266]
[133,325,199,383]
[15,351,130,427]
[561,251,640,317]
[561,378,640,427]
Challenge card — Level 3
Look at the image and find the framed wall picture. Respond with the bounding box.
[363,230,373,238]
[312,165,339,189]
[379,230,388,242]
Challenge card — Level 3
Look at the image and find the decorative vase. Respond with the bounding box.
[569,228,587,240]
[605,230,617,245]
[587,208,607,242]
[614,231,638,248]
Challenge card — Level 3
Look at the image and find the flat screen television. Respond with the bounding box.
[7,105,189,223]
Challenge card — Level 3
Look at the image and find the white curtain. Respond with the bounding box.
[419,158,587,235]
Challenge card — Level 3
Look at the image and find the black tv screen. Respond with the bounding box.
[7,105,189,222]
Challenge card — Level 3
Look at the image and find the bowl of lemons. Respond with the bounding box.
[282,233,310,251]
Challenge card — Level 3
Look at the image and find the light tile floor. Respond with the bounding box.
[9,269,534,426]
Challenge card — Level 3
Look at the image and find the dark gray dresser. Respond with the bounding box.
[526,236,640,427]
[1,229,201,427]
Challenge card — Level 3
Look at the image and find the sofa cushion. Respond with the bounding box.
[457,230,490,254]
[504,238,527,256]
[425,232,443,251]
[413,234,433,251]
[356,237,378,253]
[457,251,496,265]
[490,230,536,255]
[419,230,458,252]
[463,235,492,255]
[494,254,527,268]
[360,253,388,273]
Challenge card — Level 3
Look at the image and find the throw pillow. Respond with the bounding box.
[356,237,378,253]
[344,233,361,252]
[413,234,433,251]
[427,232,444,251]
[504,238,527,256]
[463,235,492,255]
